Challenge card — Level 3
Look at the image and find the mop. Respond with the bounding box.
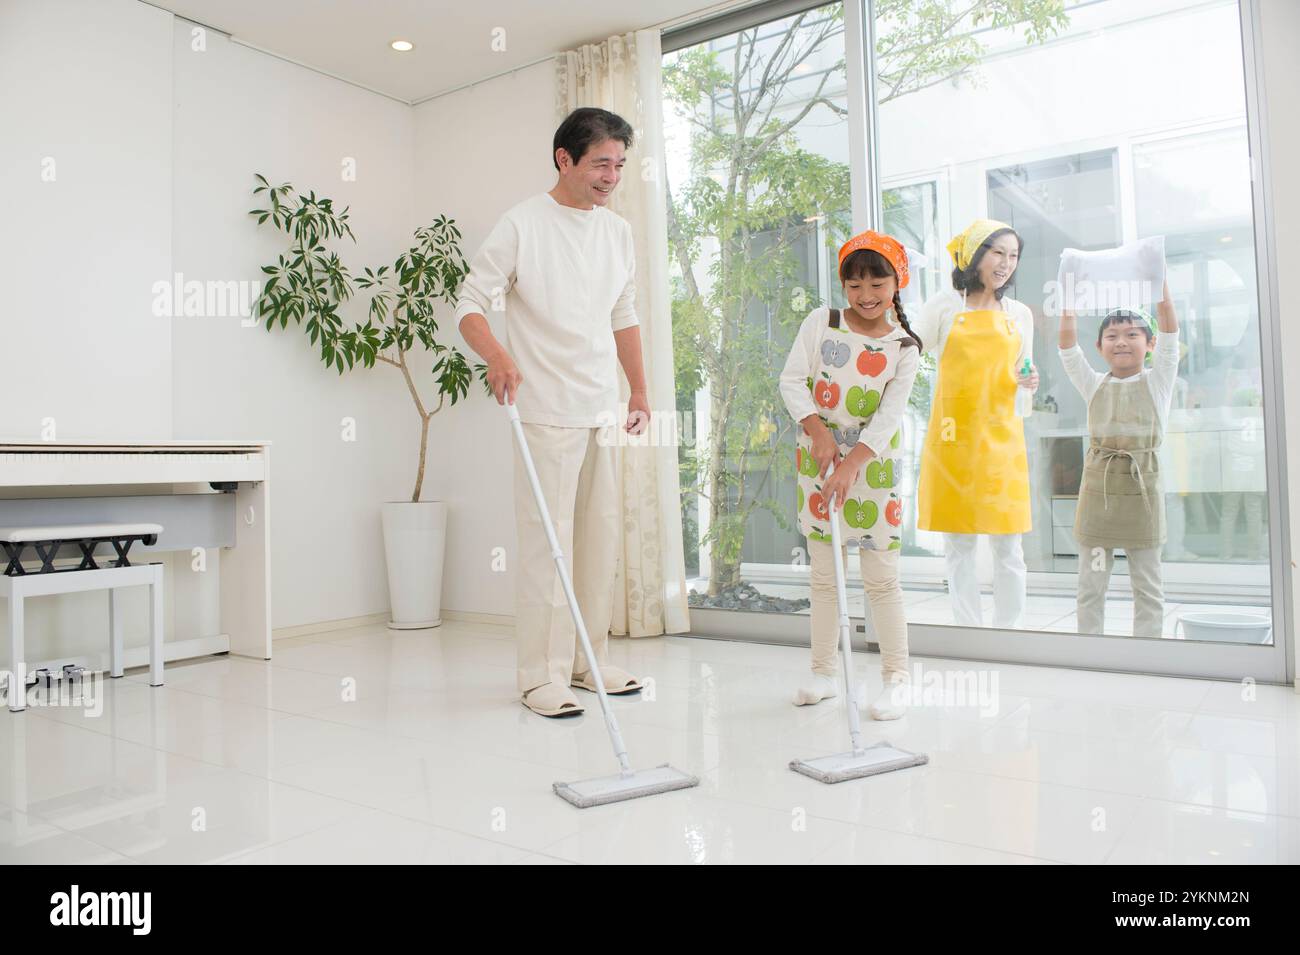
[506,401,700,808]
[789,466,928,784]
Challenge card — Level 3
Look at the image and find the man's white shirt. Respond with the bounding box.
[455,192,639,427]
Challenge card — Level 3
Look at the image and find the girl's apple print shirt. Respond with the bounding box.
[779,306,919,457]
[779,306,920,545]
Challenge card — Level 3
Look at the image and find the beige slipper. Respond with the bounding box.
[521,682,585,718]
[571,664,643,695]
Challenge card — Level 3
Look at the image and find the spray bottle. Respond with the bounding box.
[1015,358,1034,417]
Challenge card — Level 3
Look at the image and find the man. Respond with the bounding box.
[456,108,650,718]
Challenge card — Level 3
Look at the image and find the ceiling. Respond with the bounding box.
[146,0,741,103]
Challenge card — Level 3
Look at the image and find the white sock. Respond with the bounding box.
[868,677,909,721]
[793,672,838,706]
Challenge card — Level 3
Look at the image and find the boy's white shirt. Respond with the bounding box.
[911,289,1035,415]
[1058,329,1181,432]
[778,305,920,457]
[453,192,638,428]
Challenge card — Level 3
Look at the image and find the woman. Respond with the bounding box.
[913,219,1038,629]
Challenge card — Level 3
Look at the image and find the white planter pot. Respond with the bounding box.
[381,501,447,630]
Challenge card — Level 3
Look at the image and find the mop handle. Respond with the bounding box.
[826,461,865,755]
[506,401,633,774]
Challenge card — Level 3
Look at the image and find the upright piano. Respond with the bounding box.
[0,439,272,670]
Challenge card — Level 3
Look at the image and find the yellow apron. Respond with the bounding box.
[917,308,1031,535]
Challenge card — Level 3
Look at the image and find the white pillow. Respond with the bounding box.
[1055,236,1165,313]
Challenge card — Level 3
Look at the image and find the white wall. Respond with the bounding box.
[0,0,177,661]
[0,0,173,439]
[0,0,559,638]
[0,0,426,647]
[410,61,559,617]
[169,23,417,630]
[1257,0,1300,682]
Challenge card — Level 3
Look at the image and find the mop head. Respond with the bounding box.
[789,742,928,784]
[553,763,700,808]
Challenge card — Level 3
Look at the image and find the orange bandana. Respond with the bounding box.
[837,230,909,289]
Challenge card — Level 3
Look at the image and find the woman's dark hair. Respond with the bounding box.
[839,248,922,351]
[951,227,1023,301]
[553,108,634,171]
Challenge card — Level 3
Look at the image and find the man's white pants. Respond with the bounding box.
[943,532,1026,629]
[513,422,618,694]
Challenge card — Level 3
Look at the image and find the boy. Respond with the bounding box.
[1059,281,1180,636]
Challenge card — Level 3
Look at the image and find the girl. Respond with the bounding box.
[778,230,921,720]
[913,220,1038,630]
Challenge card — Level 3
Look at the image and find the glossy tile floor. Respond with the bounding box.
[2,620,1297,864]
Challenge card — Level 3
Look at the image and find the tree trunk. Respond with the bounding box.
[705,380,733,595]
[413,411,430,503]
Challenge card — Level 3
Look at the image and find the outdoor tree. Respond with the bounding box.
[665,0,1069,598]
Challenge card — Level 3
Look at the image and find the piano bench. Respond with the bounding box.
[1,523,165,713]
[0,522,162,576]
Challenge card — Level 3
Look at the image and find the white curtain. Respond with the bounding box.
[556,30,690,638]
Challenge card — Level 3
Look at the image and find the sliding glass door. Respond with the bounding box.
[663,0,1290,683]
[663,2,852,615]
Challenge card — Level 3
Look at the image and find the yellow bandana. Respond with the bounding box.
[947,218,1014,270]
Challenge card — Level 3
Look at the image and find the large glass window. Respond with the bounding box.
[1134,126,1268,570]
[665,0,1279,656]
[871,0,1272,641]
[986,149,1122,573]
[665,3,850,612]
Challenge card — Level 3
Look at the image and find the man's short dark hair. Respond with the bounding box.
[553,108,634,171]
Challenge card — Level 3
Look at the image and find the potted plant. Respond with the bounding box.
[250,174,485,629]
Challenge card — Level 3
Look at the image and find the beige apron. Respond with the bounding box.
[1074,372,1165,550]
[795,309,906,552]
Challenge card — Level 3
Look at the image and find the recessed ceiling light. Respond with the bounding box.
[391,39,414,52]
